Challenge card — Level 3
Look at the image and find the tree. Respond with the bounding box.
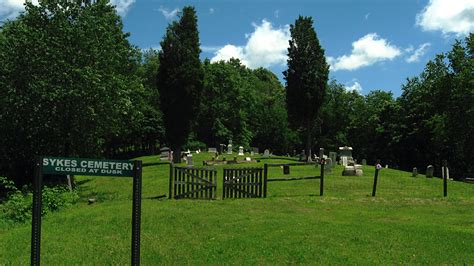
[0,0,142,185]
[283,16,329,160]
[157,6,203,163]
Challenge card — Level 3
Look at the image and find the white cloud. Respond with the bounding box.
[406,43,431,63]
[416,0,474,36]
[404,45,414,53]
[345,81,363,92]
[209,8,215,14]
[0,0,133,21]
[0,0,38,21]
[158,6,179,20]
[327,33,401,71]
[210,19,290,69]
[110,0,136,16]
[211,45,247,65]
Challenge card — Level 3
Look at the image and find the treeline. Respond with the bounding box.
[0,1,472,187]
[319,34,473,179]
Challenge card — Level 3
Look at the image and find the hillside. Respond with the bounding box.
[1,153,473,264]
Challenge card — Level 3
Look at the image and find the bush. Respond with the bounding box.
[0,185,79,223]
[0,191,32,223]
[0,176,19,201]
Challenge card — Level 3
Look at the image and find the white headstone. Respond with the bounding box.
[186,154,193,166]
[264,149,270,156]
[342,157,348,166]
[227,141,233,154]
[238,146,244,156]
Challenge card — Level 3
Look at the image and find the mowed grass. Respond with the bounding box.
[1,153,474,264]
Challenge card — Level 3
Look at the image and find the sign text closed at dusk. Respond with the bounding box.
[42,157,135,177]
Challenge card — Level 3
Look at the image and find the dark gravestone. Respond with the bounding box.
[426,165,434,178]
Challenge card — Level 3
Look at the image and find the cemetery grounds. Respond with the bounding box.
[1,152,473,264]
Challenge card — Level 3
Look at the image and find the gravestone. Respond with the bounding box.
[361,159,367,165]
[329,152,337,165]
[325,158,333,171]
[341,157,348,167]
[343,164,363,176]
[208,147,217,153]
[354,164,363,176]
[442,166,450,180]
[339,146,353,166]
[319,148,325,159]
[263,149,270,156]
[186,154,193,166]
[426,165,434,178]
[238,146,244,156]
[159,147,170,161]
[227,140,233,154]
[412,167,418,177]
[342,165,355,176]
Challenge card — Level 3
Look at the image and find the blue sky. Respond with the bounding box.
[2,0,473,96]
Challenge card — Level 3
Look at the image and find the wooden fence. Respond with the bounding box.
[223,168,264,199]
[168,164,217,200]
[264,160,325,196]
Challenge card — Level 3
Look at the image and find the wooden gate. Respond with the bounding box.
[223,168,264,199]
[169,164,217,199]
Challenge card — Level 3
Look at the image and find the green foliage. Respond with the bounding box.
[157,6,203,161]
[0,176,19,200]
[0,191,32,223]
[0,186,78,223]
[0,0,144,184]
[396,33,474,177]
[196,60,292,152]
[284,16,329,157]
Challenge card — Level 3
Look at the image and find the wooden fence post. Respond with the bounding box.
[263,164,268,198]
[168,162,173,199]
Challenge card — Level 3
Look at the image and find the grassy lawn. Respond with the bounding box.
[1,153,473,264]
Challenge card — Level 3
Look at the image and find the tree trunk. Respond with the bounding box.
[306,119,312,162]
[173,147,181,163]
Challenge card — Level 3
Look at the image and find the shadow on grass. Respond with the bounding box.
[75,179,93,186]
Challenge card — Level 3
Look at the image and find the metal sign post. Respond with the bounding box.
[31,156,142,265]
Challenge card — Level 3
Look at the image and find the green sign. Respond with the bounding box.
[42,157,135,177]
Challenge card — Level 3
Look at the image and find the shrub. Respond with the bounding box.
[0,185,79,223]
[0,176,19,201]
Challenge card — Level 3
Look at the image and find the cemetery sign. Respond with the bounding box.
[31,156,142,266]
[42,157,134,177]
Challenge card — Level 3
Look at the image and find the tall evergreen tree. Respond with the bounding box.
[157,6,203,163]
[283,16,329,160]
